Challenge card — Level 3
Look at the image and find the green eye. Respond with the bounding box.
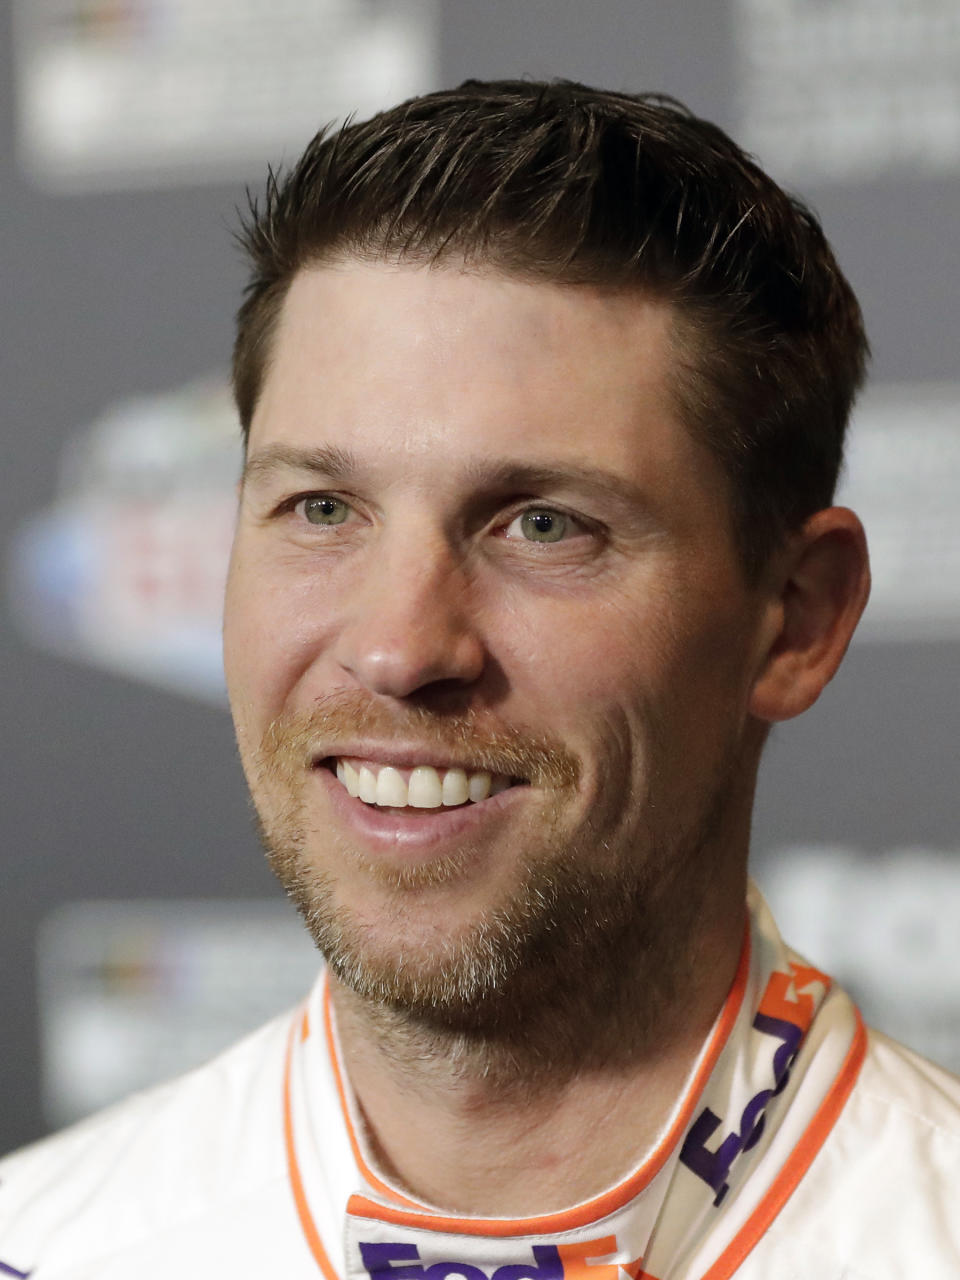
[303,495,349,525]
[519,509,567,543]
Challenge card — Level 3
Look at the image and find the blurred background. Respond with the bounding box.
[2,0,959,1155]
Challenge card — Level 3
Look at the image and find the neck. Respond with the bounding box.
[329,900,746,1216]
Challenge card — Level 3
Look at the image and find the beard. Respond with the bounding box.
[248,691,742,1074]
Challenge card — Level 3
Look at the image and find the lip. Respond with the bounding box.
[312,762,528,853]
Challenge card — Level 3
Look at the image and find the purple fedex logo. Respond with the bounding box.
[362,1242,563,1280]
[360,1236,657,1280]
[679,960,828,1207]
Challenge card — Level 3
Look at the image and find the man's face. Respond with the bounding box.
[223,260,770,1025]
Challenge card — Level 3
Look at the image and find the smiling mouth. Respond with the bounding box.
[326,758,525,810]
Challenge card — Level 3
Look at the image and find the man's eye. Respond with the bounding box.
[298,495,350,526]
[506,508,571,544]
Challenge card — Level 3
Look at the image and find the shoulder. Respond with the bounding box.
[824,1026,960,1203]
[746,1028,960,1278]
[854,1026,960,1130]
[0,1009,306,1278]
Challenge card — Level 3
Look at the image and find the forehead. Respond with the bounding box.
[250,260,722,509]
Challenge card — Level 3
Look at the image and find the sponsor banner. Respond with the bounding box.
[837,382,960,641]
[14,0,438,191]
[735,0,960,182]
[7,377,240,705]
[36,898,320,1126]
[759,846,960,1072]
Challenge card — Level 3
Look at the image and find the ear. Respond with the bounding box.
[748,507,871,723]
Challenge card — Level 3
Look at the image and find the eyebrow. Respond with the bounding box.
[461,459,648,510]
[242,444,360,488]
[242,442,650,513]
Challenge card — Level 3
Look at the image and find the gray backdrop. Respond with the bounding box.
[3,0,959,1155]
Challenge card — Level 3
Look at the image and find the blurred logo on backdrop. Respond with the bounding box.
[735,0,960,182]
[760,847,960,1074]
[37,900,320,1127]
[7,378,240,704]
[14,0,439,192]
[836,382,960,641]
[8,377,960,708]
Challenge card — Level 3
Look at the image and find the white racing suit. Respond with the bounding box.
[1,884,959,1278]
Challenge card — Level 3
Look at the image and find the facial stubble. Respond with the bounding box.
[250,694,738,1081]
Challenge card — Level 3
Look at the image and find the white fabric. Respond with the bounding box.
[2,887,959,1279]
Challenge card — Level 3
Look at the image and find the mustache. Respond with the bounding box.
[258,690,580,790]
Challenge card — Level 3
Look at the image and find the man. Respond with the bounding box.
[2,79,958,1278]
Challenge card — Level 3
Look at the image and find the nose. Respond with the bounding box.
[332,529,487,700]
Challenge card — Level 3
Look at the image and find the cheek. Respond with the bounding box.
[503,580,683,710]
[222,542,339,739]
[494,590,675,788]
[498,575,750,783]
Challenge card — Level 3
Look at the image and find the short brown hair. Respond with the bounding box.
[233,79,868,577]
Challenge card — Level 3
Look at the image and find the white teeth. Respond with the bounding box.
[376,766,407,808]
[358,765,378,804]
[342,761,360,798]
[334,760,512,808]
[468,771,492,803]
[441,768,469,806]
[408,766,443,808]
